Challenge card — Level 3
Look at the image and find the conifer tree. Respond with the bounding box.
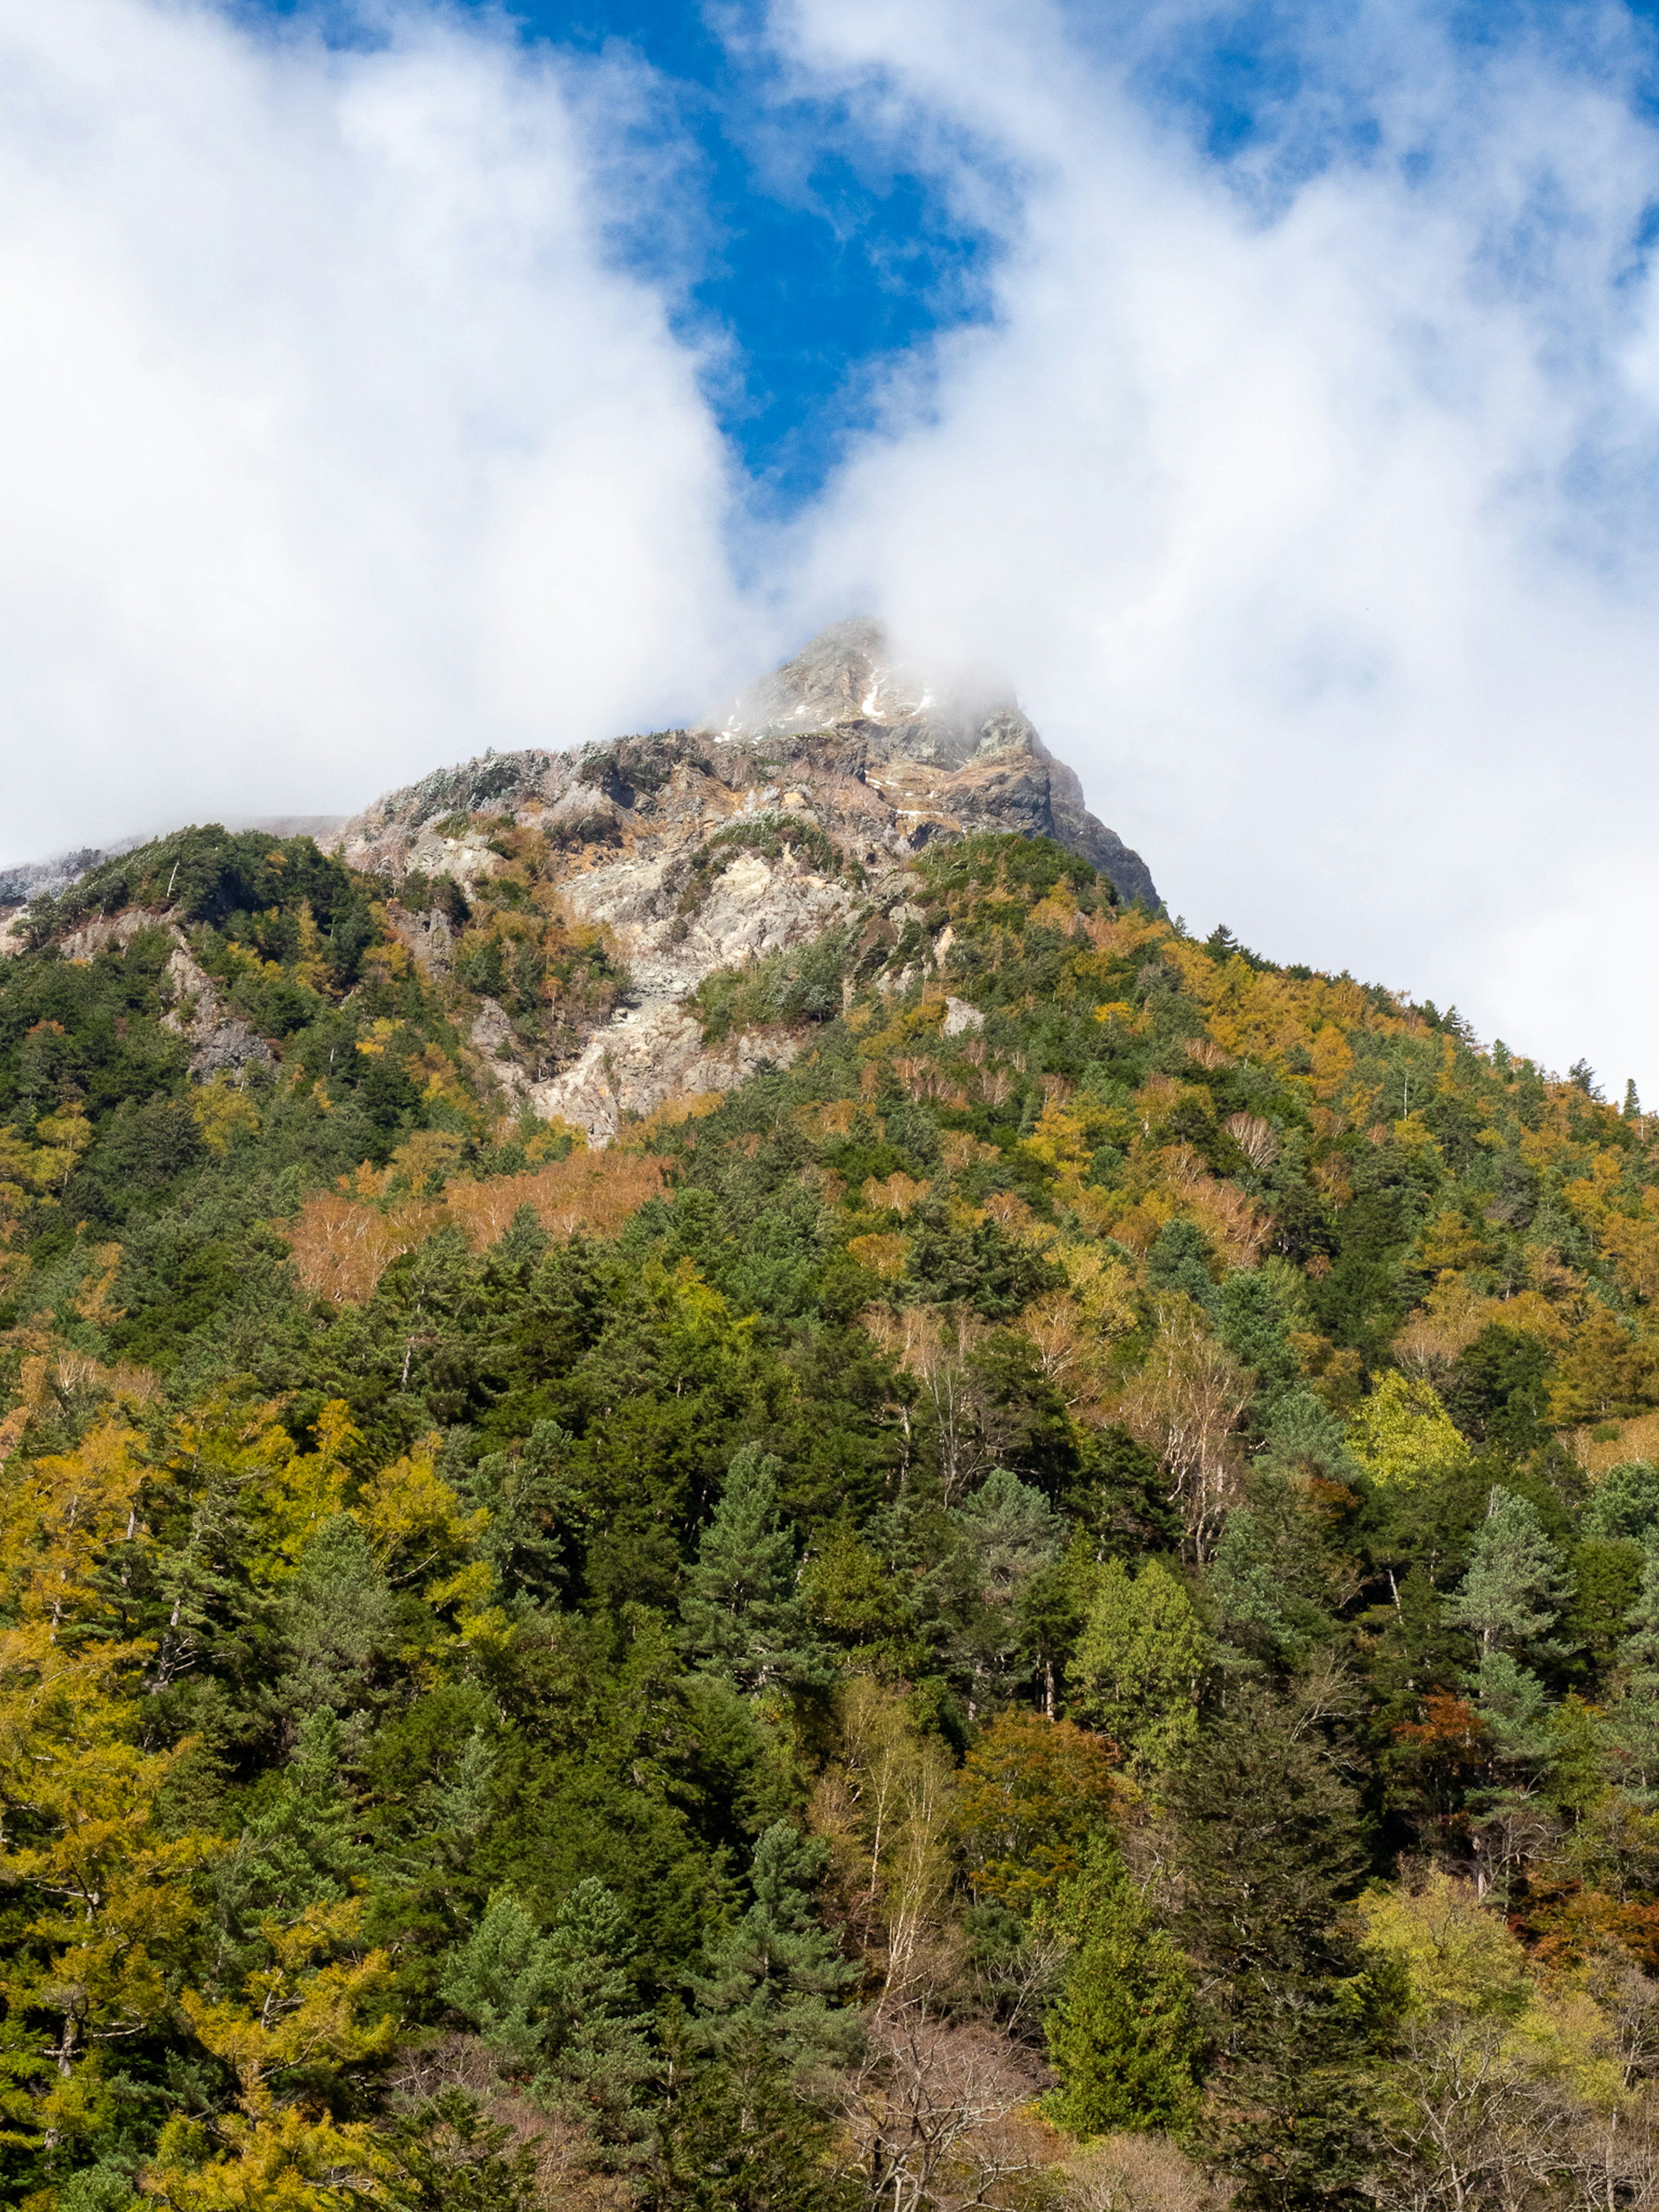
[537,1878,657,2144]
[441,1880,655,2139]
[1042,1837,1200,2137]
[681,1449,827,1694]
[1607,1545,1659,1802]
[1166,1686,1372,2208]
[690,1823,862,2077]
[1068,1555,1207,1772]
[440,1888,557,2071]
[1444,1487,1571,1664]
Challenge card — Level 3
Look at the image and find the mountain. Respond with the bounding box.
[323,619,1158,1138]
[1,621,1657,2211]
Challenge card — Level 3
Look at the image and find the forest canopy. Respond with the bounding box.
[1,821,1656,2212]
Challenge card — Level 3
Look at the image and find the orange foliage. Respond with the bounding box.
[442,1151,667,1249]
[861,1172,931,1214]
[287,1150,668,1306]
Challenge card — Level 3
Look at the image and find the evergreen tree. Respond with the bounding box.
[466,1419,573,1611]
[1607,1544,1659,1802]
[537,1877,658,2145]
[440,1886,558,2070]
[1207,1509,1289,1665]
[1444,1487,1571,1664]
[947,1466,1065,1705]
[1166,1687,1372,2209]
[348,2091,543,2212]
[1068,1556,1207,1773]
[440,1876,655,2136]
[1042,1837,1200,2137]
[644,2028,857,2212]
[690,1823,862,2077]
[681,1449,828,1694]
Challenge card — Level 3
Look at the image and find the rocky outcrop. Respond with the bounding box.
[159,939,273,1081]
[327,620,1160,1142]
[697,618,1160,909]
[333,619,1158,909]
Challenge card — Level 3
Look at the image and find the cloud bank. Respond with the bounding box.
[0,0,741,849]
[4,0,1659,1094]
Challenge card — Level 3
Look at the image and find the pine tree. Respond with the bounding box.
[681,1449,828,1695]
[1042,1838,1200,2137]
[537,1878,657,2146]
[440,1888,558,2071]
[1166,1686,1372,2209]
[1607,1545,1659,1802]
[441,1880,655,2141]
[1444,1487,1571,1663]
[690,1823,862,2078]
[947,1467,1064,1705]
[1068,1555,1207,1773]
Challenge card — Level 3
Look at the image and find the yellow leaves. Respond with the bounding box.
[187,1903,396,2113]
[1411,1209,1491,1274]
[0,1105,95,1208]
[145,2103,377,2210]
[191,1073,261,1158]
[353,1432,487,1596]
[386,1127,465,1194]
[848,1232,909,1279]
[143,1903,393,2208]
[1358,1875,1630,2117]
[1359,1873,1531,2021]
[353,1017,397,1058]
[1310,1023,1354,1100]
[0,1419,146,1626]
[1347,1372,1471,1491]
[1592,1187,1659,1305]
[1393,1271,1568,1380]
[0,1606,220,2152]
[1564,1151,1623,1231]
[255,1400,361,1578]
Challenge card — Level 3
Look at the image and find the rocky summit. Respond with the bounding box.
[327,619,1158,1140]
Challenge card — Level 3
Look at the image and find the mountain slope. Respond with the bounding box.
[0,654,1657,2209]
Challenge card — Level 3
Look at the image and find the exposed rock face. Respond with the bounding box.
[328,620,1159,1141]
[334,619,1157,908]
[697,617,1160,910]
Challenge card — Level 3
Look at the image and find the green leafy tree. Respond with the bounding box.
[1042,1837,1200,2136]
[1068,1556,1207,1773]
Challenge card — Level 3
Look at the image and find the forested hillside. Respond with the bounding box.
[4,819,1659,2212]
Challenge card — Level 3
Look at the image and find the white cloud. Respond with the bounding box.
[772,0,1659,1094]
[0,0,745,855]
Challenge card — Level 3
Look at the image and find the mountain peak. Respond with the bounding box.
[700,617,1023,767]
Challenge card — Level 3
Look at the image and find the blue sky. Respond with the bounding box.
[236,0,1659,513]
